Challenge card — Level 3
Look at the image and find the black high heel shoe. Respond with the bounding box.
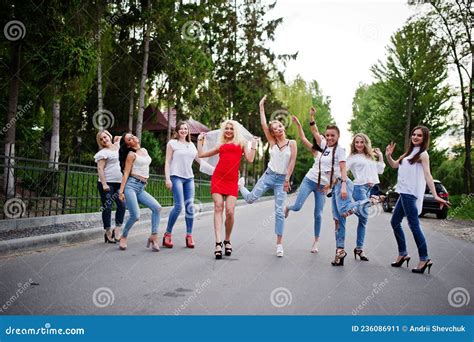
[412,259,433,274]
[391,256,411,268]
[214,242,223,260]
[354,248,369,261]
[331,249,347,266]
[223,240,232,256]
[104,231,115,243]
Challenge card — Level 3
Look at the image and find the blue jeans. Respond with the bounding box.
[287,176,326,237]
[332,179,372,248]
[166,176,195,234]
[97,182,126,230]
[240,168,286,236]
[390,193,429,261]
[352,184,372,248]
[122,177,162,238]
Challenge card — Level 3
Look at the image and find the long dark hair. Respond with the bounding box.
[119,132,136,173]
[399,125,430,165]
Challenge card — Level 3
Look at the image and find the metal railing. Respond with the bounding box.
[1,152,216,220]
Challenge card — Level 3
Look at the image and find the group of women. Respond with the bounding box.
[94,95,450,274]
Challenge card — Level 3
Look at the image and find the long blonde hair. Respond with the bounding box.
[350,133,374,159]
[218,120,246,147]
[96,130,113,149]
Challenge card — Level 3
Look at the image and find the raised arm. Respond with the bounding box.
[385,142,399,169]
[374,147,385,174]
[197,133,220,158]
[164,143,173,190]
[284,140,298,192]
[420,153,450,208]
[259,95,275,145]
[291,115,313,151]
[119,152,136,201]
[309,107,322,146]
[243,137,260,162]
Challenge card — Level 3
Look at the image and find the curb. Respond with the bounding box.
[0,196,273,256]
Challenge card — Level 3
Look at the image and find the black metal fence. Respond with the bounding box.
[1,152,216,220]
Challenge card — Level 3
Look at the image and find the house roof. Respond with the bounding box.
[114,105,210,134]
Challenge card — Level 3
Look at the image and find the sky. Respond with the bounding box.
[268,0,420,149]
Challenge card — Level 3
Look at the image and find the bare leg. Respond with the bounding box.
[224,196,237,241]
[212,193,224,243]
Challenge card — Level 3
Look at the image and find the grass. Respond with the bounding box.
[447,194,474,221]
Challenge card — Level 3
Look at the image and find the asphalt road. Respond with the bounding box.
[0,194,473,315]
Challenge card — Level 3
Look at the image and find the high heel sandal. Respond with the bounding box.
[311,241,319,253]
[162,232,173,248]
[354,248,369,261]
[214,242,223,259]
[391,255,411,268]
[223,240,232,256]
[112,228,121,243]
[412,259,433,274]
[104,230,115,244]
[331,249,347,266]
[185,234,195,248]
[118,237,127,250]
[146,235,160,252]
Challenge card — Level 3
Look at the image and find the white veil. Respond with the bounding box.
[199,122,255,175]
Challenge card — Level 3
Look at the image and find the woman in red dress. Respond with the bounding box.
[198,120,258,259]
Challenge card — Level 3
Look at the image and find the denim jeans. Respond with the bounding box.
[332,179,372,248]
[122,177,162,238]
[240,168,286,236]
[166,176,195,234]
[390,193,429,261]
[352,184,372,248]
[287,176,326,237]
[97,182,126,230]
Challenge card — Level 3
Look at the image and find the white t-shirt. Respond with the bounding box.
[347,153,385,185]
[306,137,346,185]
[396,147,427,215]
[94,147,122,183]
[168,139,197,179]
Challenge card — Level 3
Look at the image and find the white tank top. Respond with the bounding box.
[132,149,152,179]
[395,147,426,214]
[267,141,292,175]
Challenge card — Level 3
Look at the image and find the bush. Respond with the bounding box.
[447,194,474,220]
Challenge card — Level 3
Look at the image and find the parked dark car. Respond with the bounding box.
[383,180,449,219]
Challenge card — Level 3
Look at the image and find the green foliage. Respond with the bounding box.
[141,131,165,171]
[350,20,453,189]
[446,194,474,220]
[273,76,334,183]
